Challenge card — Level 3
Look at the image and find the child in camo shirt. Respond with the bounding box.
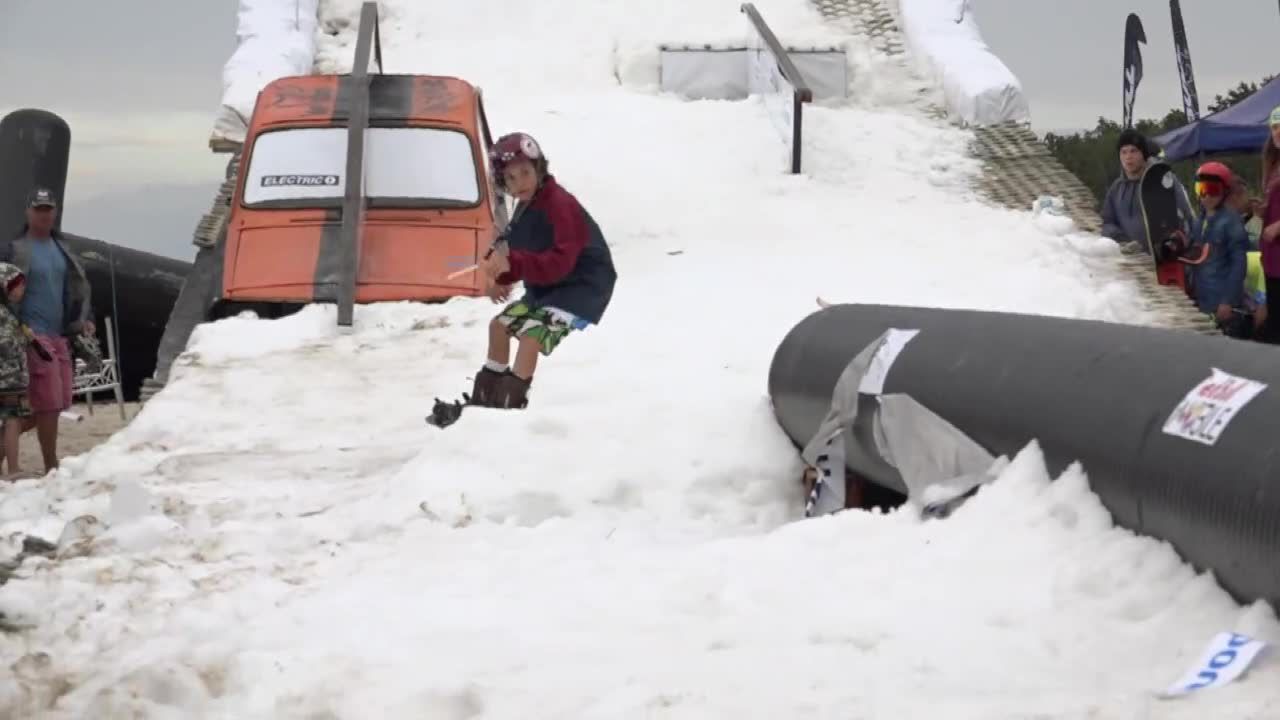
[0,262,51,478]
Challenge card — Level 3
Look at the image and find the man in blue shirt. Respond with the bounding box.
[1,188,95,472]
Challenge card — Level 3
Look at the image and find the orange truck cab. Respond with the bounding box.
[213,3,507,325]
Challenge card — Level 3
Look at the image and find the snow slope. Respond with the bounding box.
[3,0,1278,717]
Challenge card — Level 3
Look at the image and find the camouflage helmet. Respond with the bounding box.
[0,263,24,293]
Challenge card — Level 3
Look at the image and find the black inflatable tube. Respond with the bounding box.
[0,109,71,237]
[62,232,191,399]
[768,304,1280,608]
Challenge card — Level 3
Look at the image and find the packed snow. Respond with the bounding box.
[894,0,1030,125]
[213,0,321,146]
[3,0,1279,717]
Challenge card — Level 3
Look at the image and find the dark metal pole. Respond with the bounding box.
[792,93,803,174]
[740,3,812,175]
[336,1,381,327]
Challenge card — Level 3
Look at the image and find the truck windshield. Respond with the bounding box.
[241,126,481,208]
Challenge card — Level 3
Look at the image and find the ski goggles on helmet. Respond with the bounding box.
[1194,175,1227,198]
[489,134,543,169]
[491,147,528,165]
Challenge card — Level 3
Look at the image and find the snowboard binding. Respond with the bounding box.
[426,394,470,428]
[1156,230,1210,266]
[425,369,534,429]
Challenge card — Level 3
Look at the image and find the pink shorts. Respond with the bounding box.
[28,335,73,413]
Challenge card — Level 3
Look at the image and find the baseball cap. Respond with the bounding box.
[27,187,57,208]
[1270,105,1280,127]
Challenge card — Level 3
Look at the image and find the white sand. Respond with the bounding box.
[11,401,138,478]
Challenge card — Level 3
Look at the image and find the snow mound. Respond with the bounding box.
[212,0,320,147]
[893,0,1030,125]
[4,424,1277,716]
[3,0,1274,716]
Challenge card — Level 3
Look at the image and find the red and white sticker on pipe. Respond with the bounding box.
[1162,368,1267,446]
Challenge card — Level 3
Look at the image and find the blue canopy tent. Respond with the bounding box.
[1154,75,1280,162]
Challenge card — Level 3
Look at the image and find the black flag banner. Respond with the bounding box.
[1123,13,1147,129]
[1170,0,1200,121]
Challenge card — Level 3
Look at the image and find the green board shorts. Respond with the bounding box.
[496,300,591,356]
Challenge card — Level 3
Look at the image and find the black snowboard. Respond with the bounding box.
[1136,159,1203,269]
[426,395,470,428]
[1138,161,1186,267]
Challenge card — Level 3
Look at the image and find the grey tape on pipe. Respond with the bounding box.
[767,303,1280,608]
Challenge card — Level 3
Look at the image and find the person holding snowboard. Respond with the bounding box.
[1188,162,1250,338]
[463,131,617,411]
[1100,129,1194,255]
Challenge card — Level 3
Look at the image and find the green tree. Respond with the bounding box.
[1044,76,1272,208]
[1207,75,1275,114]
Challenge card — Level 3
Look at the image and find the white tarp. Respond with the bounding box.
[799,328,999,518]
[894,0,1030,126]
[661,49,749,101]
[659,47,849,102]
[211,0,321,148]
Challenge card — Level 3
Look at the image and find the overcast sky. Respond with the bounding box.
[0,1,1276,259]
[0,0,234,261]
[972,0,1276,133]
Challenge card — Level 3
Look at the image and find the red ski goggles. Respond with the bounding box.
[1194,175,1228,198]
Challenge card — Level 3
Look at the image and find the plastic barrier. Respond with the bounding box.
[658,45,847,103]
[768,303,1280,608]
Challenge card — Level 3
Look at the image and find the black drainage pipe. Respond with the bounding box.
[0,108,71,237]
[767,303,1280,608]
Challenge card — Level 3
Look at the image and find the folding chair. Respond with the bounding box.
[71,316,127,421]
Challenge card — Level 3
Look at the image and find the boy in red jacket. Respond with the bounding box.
[428,132,616,424]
